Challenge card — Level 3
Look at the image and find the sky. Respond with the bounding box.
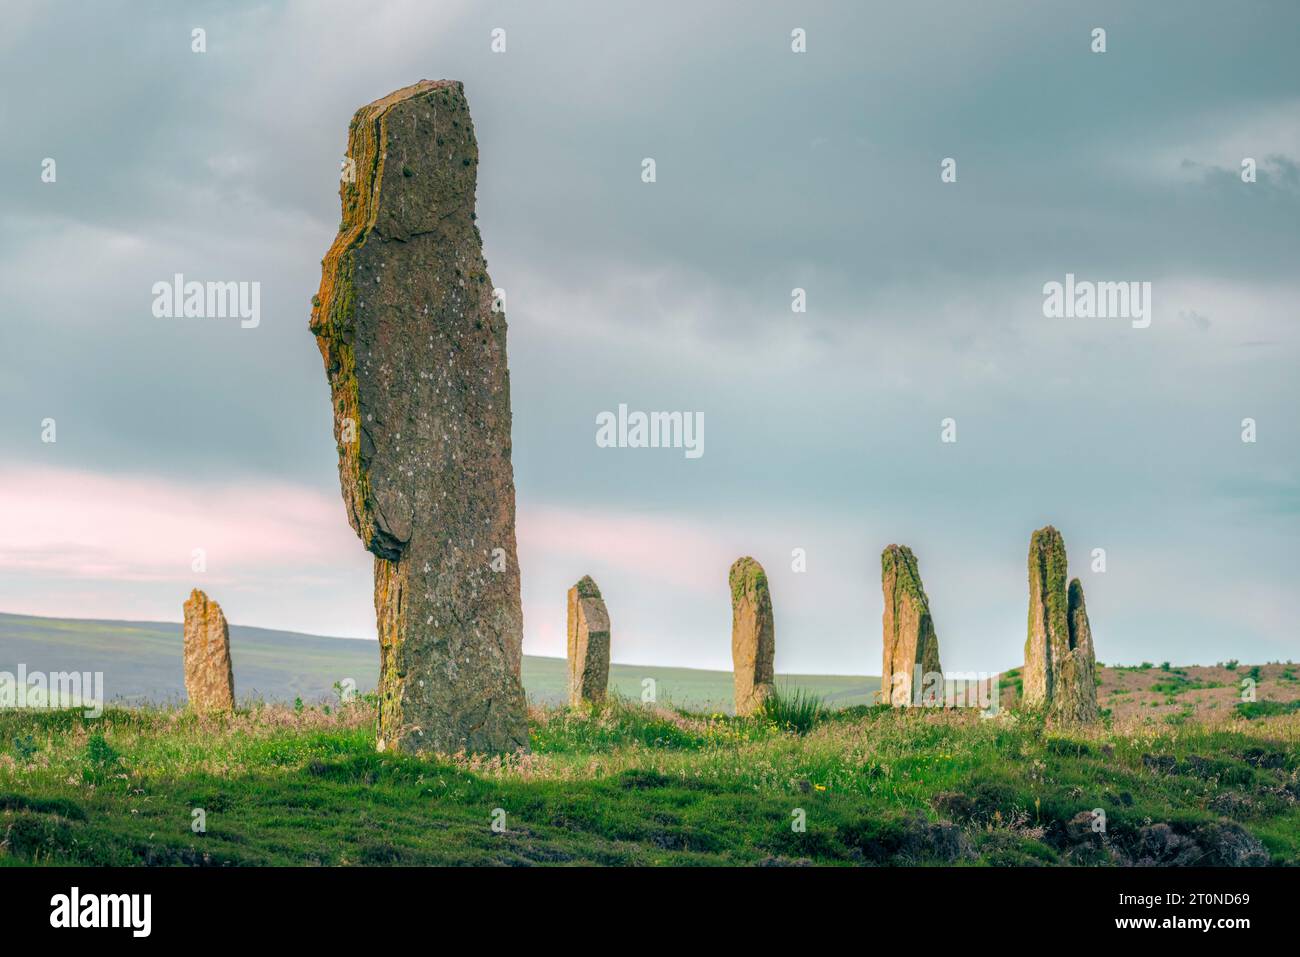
[1,0,1297,674]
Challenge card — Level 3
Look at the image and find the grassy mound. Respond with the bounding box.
[1,698,1297,866]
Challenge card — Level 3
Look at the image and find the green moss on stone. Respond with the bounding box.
[729,557,769,605]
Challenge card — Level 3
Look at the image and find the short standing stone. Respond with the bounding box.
[1056,578,1099,722]
[309,80,528,754]
[567,576,610,707]
[880,545,943,706]
[1022,526,1099,722]
[729,557,775,716]
[183,588,235,713]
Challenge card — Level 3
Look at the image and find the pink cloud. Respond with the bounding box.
[517,503,736,592]
[0,466,744,650]
[0,464,357,583]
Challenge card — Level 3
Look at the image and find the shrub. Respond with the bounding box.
[11,735,38,761]
[759,687,826,735]
[1237,700,1300,720]
[81,732,121,784]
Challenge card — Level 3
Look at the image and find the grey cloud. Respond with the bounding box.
[2,0,1298,669]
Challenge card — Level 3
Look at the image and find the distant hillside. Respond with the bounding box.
[996,660,1300,725]
[0,612,879,711]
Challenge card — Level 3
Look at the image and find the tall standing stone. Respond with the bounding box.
[309,80,528,754]
[183,589,235,713]
[729,557,775,716]
[1022,526,1098,722]
[1023,526,1067,709]
[566,576,610,707]
[880,545,943,706]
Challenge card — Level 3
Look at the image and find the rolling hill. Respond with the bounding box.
[0,611,879,711]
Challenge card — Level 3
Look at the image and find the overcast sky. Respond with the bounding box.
[1,0,1297,673]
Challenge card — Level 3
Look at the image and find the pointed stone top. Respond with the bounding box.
[185,588,217,610]
[573,575,602,600]
[729,556,768,598]
[881,544,929,607]
[1029,527,1069,581]
[881,543,917,568]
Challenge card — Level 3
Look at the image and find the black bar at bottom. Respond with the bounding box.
[0,866,1280,942]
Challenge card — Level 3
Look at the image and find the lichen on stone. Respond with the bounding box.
[567,576,611,707]
[1022,526,1099,723]
[309,80,528,754]
[880,544,942,707]
[729,557,775,716]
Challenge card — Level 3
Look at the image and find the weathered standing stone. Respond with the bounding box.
[1023,526,1066,708]
[1022,526,1099,722]
[880,545,942,706]
[1058,578,1100,723]
[183,589,235,713]
[310,80,528,754]
[729,557,775,716]
[566,576,610,707]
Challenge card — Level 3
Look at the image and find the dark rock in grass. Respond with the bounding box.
[1134,823,1202,867]
[930,781,1021,824]
[1240,746,1288,770]
[1192,821,1270,866]
[1064,810,1103,844]
[310,80,528,754]
[930,791,976,822]
[1133,820,1269,867]
[840,812,973,865]
[1142,753,1178,774]
[1207,791,1257,817]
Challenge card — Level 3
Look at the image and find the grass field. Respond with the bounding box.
[4,612,1298,866]
[1,697,1297,866]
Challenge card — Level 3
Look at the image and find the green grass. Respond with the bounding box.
[1,701,1296,866]
[1238,700,1300,720]
[758,687,827,735]
[1150,676,1222,696]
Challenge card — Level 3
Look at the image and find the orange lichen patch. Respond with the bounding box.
[309,79,460,553]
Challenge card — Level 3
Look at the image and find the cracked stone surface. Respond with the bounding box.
[880,545,943,706]
[729,557,775,716]
[310,80,528,754]
[566,576,611,707]
[183,588,235,713]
